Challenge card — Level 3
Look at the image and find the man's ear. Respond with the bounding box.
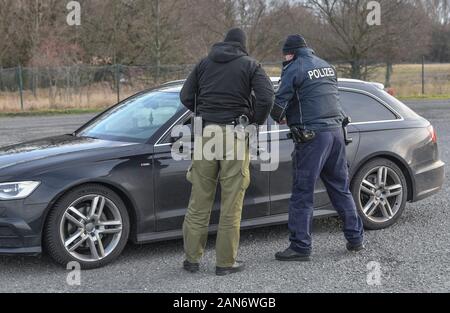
[285,54,295,61]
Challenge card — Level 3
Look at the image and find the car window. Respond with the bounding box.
[78,91,183,143]
[161,113,193,144]
[340,91,397,123]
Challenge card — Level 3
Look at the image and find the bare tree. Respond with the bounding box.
[305,0,430,79]
[370,0,432,86]
[0,0,447,70]
[262,1,326,61]
[424,0,450,24]
[183,0,237,61]
[0,0,48,67]
[424,0,450,62]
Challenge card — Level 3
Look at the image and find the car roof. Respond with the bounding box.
[270,77,385,90]
[124,76,421,124]
[156,77,385,93]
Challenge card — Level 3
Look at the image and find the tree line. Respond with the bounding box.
[0,0,449,84]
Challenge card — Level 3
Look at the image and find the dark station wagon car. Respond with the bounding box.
[0,78,445,268]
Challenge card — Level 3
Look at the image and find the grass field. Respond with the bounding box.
[0,83,142,113]
[265,63,450,99]
[372,64,450,98]
[0,63,448,114]
[0,108,103,117]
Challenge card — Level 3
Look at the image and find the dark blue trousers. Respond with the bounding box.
[288,129,364,254]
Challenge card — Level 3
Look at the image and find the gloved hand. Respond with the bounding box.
[270,104,286,124]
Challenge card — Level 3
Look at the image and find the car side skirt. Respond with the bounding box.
[0,246,41,256]
[135,207,337,244]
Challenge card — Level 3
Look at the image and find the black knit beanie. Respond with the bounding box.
[282,34,308,55]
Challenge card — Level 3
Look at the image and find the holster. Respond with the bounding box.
[342,117,353,146]
[288,126,316,144]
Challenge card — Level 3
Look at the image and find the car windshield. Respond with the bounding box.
[77,91,183,143]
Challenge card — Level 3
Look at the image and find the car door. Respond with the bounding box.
[153,111,270,232]
[267,110,361,216]
[338,87,400,168]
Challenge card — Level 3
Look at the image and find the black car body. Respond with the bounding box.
[0,78,445,268]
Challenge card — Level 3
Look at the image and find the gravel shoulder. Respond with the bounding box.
[0,100,448,293]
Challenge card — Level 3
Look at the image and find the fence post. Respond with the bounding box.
[115,64,120,103]
[422,56,425,95]
[17,65,24,110]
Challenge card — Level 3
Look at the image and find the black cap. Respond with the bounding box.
[224,28,247,51]
[282,34,308,55]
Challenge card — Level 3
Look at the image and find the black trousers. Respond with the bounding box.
[288,128,364,254]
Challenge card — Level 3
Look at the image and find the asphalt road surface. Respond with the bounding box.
[0,99,449,293]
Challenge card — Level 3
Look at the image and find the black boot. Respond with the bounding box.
[183,260,200,273]
[346,242,366,252]
[275,248,311,262]
[216,261,245,276]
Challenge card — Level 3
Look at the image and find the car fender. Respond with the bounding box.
[37,177,141,244]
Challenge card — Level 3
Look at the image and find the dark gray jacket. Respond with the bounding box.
[271,48,344,131]
[180,42,274,125]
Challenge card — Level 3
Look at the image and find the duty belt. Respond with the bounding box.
[204,115,250,128]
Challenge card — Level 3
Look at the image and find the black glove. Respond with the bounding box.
[270,104,285,124]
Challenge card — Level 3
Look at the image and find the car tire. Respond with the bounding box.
[44,184,130,269]
[351,158,408,230]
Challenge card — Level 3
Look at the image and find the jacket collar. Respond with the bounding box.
[295,47,315,57]
[282,48,315,68]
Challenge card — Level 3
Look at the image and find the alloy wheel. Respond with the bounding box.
[59,194,123,262]
[358,166,404,223]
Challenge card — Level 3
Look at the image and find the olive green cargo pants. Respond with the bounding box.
[183,126,250,268]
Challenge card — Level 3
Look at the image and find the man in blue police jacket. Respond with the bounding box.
[271,35,365,261]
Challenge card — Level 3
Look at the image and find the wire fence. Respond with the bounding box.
[0,62,449,112]
[0,64,195,112]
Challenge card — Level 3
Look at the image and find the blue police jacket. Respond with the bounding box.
[272,47,344,131]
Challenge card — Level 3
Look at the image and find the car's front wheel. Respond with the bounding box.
[44,184,130,269]
[352,158,408,230]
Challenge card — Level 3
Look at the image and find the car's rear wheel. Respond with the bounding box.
[44,184,130,269]
[351,158,408,230]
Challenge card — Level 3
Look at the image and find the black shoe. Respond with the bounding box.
[216,261,245,276]
[275,248,311,262]
[183,260,200,273]
[346,242,365,252]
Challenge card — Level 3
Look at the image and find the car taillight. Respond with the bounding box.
[428,125,437,143]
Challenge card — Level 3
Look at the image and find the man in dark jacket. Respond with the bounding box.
[180,28,274,276]
[181,29,274,125]
[271,35,365,262]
